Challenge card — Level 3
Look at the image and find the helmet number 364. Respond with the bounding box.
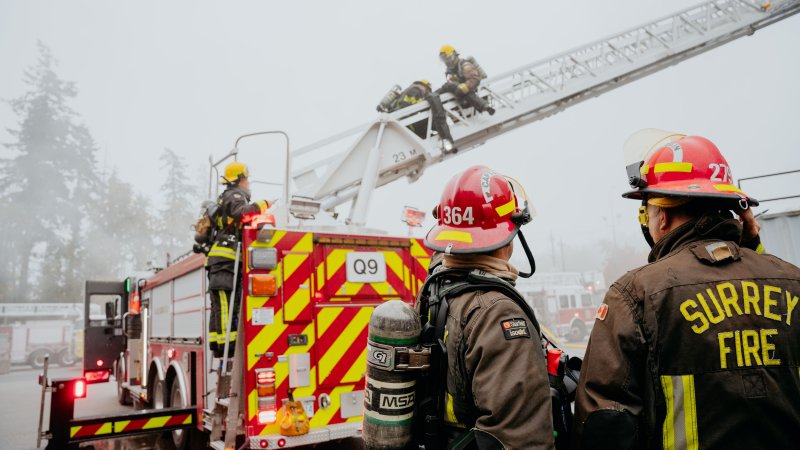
[441,206,474,225]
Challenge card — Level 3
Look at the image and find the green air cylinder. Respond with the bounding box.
[363,300,421,450]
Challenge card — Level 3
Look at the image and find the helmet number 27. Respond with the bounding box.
[442,206,474,225]
[708,163,732,183]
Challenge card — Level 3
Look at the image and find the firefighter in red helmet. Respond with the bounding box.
[572,130,800,449]
[413,165,554,449]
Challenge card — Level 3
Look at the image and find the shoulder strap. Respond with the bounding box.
[438,269,541,337]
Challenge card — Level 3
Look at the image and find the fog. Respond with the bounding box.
[1,0,798,299]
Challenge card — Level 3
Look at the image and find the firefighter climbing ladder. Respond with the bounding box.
[290,0,800,226]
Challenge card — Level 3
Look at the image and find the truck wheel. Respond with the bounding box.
[169,380,189,450]
[568,323,586,342]
[116,359,132,405]
[56,349,76,367]
[28,349,51,369]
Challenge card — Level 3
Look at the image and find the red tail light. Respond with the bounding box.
[73,379,87,398]
[277,438,286,447]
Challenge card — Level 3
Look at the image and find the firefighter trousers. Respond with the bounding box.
[209,286,241,358]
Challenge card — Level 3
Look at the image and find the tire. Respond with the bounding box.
[56,348,76,367]
[28,349,51,369]
[116,358,132,405]
[169,379,188,450]
[568,322,586,342]
[153,378,167,410]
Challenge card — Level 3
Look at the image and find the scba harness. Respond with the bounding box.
[412,268,580,450]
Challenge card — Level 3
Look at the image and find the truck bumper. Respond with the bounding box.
[248,422,361,449]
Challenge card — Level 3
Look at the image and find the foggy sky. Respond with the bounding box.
[1,0,798,260]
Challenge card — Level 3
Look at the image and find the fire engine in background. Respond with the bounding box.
[516,272,605,342]
[0,303,83,369]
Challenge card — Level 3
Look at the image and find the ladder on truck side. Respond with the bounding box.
[290,0,799,226]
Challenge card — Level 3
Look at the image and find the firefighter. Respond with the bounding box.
[418,165,554,449]
[377,80,434,139]
[436,45,495,116]
[207,161,269,358]
[572,131,800,449]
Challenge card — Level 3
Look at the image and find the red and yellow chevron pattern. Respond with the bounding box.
[241,230,433,437]
[69,413,192,439]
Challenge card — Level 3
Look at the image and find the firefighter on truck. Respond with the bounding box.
[196,161,269,360]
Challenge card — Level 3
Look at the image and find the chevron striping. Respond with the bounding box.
[309,385,355,427]
[318,307,372,384]
[316,306,344,339]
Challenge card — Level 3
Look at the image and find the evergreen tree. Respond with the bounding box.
[157,148,200,263]
[0,42,100,302]
[84,169,159,279]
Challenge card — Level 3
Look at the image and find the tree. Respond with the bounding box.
[0,42,100,301]
[84,169,159,279]
[157,148,200,263]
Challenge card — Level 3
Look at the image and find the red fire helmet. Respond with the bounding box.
[425,166,533,254]
[622,130,757,207]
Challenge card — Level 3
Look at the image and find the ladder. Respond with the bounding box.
[290,0,799,226]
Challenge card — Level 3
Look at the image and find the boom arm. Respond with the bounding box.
[291,0,799,225]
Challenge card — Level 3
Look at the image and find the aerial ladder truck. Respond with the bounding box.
[37,1,799,449]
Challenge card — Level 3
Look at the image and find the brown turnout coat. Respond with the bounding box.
[573,213,800,449]
[439,254,554,450]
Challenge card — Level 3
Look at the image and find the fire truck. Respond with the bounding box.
[516,272,604,342]
[37,2,799,449]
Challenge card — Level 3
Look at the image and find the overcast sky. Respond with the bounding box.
[1,0,798,266]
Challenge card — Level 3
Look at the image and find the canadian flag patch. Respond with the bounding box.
[596,303,609,321]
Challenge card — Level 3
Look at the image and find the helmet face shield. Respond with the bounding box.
[623,128,685,189]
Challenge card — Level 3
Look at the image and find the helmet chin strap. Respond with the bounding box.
[516,229,536,278]
[639,198,655,248]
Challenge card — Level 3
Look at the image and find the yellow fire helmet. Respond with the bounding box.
[220,161,249,184]
[419,79,432,90]
[439,44,456,56]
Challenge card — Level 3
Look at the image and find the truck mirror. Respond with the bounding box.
[105,301,115,322]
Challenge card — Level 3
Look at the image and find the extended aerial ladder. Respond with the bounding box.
[289,0,799,226]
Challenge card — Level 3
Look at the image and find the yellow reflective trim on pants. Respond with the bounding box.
[755,242,765,254]
[661,375,698,450]
[217,291,237,344]
[654,162,693,173]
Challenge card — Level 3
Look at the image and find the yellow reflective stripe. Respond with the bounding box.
[210,245,236,254]
[256,200,268,212]
[662,375,699,450]
[208,251,237,259]
[755,242,765,254]
[443,393,465,428]
[713,184,744,194]
[682,375,699,450]
[654,162,693,173]
[219,291,228,342]
[661,376,675,450]
[640,164,650,176]
[495,199,515,217]
[434,230,472,243]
